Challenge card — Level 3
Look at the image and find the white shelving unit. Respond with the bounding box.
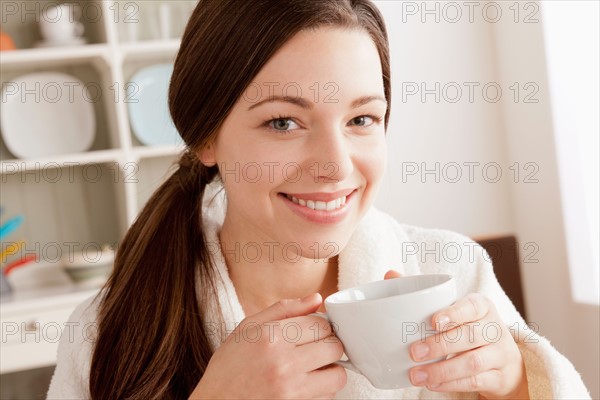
[0,0,196,376]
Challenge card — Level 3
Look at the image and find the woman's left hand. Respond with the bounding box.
[384,270,530,399]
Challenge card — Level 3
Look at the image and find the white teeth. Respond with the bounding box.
[285,194,348,211]
[315,201,326,211]
[326,200,336,211]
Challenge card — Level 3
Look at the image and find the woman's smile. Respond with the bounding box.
[277,188,358,224]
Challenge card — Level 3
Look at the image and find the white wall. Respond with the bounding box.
[374,1,599,398]
[375,1,514,236]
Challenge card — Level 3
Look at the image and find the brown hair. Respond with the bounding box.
[89,0,391,398]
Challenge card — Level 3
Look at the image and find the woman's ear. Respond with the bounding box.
[197,144,217,167]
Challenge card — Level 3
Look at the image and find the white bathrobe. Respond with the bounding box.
[47,184,591,399]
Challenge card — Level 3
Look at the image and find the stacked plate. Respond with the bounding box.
[127,63,184,146]
[1,72,96,158]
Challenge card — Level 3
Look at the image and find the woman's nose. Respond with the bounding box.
[306,127,353,184]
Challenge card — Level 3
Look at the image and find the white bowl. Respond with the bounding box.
[62,246,115,285]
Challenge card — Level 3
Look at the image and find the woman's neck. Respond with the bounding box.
[218,229,339,316]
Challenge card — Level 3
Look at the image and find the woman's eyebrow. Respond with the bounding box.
[247,94,387,111]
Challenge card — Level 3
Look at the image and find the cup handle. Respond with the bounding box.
[308,312,361,374]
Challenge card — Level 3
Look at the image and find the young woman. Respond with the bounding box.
[47,1,591,399]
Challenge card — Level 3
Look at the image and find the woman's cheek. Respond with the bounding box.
[364,138,388,184]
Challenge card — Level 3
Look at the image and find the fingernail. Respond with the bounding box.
[411,369,428,385]
[412,343,429,360]
[436,314,450,329]
[301,293,319,303]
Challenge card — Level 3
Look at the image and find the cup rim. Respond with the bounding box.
[324,273,454,305]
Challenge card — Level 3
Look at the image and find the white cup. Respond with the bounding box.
[39,3,84,43]
[312,274,457,389]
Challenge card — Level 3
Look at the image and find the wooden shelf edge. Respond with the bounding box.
[0,44,111,67]
[131,144,185,160]
[119,39,181,57]
[0,285,101,314]
[0,149,125,174]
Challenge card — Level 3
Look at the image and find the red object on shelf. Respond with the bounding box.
[3,255,37,275]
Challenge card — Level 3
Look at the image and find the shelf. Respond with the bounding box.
[0,149,124,175]
[1,162,127,265]
[0,283,101,375]
[0,284,100,313]
[119,39,181,58]
[0,0,197,385]
[131,144,186,160]
[0,44,110,69]
[0,1,109,54]
[0,61,123,159]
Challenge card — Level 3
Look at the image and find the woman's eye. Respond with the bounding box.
[349,115,380,127]
[268,117,300,132]
[264,114,382,133]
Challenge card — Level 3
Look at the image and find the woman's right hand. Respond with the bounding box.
[189,293,347,399]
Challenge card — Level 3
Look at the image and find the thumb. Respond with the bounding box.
[384,269,402,280]
[250,293,323,324]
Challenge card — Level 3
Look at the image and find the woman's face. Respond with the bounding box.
[201,27,388,258]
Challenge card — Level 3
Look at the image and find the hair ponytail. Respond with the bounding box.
[89,0,391,398]
[89,153,222,399]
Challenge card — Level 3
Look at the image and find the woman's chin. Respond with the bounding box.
[275,234,349,261]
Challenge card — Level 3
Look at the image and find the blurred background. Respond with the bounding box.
[0,0,598,398]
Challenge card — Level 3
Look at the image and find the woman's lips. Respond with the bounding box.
[278,189,356,224]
